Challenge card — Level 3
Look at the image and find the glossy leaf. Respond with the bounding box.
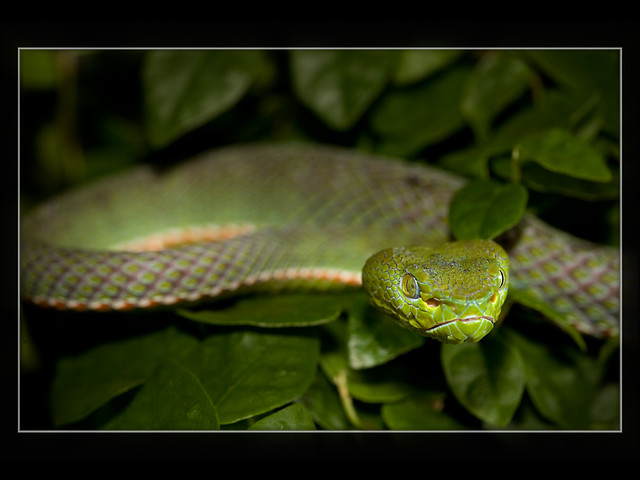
[345,293,425,370]
[449,179,528,240]
[346,359,414,404]
[588,383,620,430]
[438,146,490,179]
[525,50,619,136]
[514,128,611,182]
[51,327,198,427]
[441,331,525,427]
[518,162,619,200]
[105,358,220,430]
[461,54,533,141]
[177,293,343,328]
[508,288,587,351]
[188,330,319,425]
[382,392,465,430]
[504,328,599,429]
[392,50,463,85]
[290,50,394,131]
[482,90,577,156]
[370,64,469,156]
[299,369,351,430]
[248,403,316,430]
[143,50,263,147]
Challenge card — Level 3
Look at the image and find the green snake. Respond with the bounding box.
[20,144,619,344]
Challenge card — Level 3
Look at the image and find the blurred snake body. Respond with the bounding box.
[20,144,619,343]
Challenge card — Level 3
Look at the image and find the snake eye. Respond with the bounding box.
[498,269,506,289]
[400,273,420,299]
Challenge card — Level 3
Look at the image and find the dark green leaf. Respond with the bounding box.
[525,50,619,136]
[299,369,351,430]
[382,392,465,430]
[504,328,598,429]
[346,363,413,404]
[190,330,319,425]
[441,331,525,427]
[143,50,263,147]
[508,288,587,351]
[492,158,619,200]
[438,147,490,179]
[483,90,578,156]
[515,128,611,182]
[346,293,425,370]
[248,403,316,430]
[370,64,469,156]
[51,328,198,427]
[105,358,220,430]
[449,180,528,240]
[177,293,342,328]
[589,383,620,430]
[392,50,463,85]
[290,50,394,131]
[318,348,361,428]
[461,54,533,141]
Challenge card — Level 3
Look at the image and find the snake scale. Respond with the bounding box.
[20,143,620,344]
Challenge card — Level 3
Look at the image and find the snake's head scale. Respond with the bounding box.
[362,240,509,344]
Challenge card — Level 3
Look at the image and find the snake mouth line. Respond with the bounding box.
[425,315,495,332]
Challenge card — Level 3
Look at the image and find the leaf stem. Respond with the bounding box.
[334,370,362,429]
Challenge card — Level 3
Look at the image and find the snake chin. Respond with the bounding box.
[424,315,495,344]
[426,315,495,330]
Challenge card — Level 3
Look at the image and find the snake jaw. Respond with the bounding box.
[424,315,495,344]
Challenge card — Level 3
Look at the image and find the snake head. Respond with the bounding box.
[362,240,509,344]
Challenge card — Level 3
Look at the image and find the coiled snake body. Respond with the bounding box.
[20,144,619,344]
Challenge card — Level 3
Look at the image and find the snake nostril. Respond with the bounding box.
[426,298,440,308]
[490,292,498,303]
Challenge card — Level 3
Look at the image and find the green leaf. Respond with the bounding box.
[105,358,220,430]
[525,50,619,136]
[461,54,533,141]
[504,328,598,429]
[51,327,198,427]
[346,293,425,370]
[589,383,620,430]
[248,403,316,430]
[318,348,362,428]
[299,369,351,430]
[177,293,342,328]
[346,365,413,405]
[514,128,611,182]
[189,330,319,425]
[449,180,528,240]
[482,90,577,156]
[497,160,619,200]
[392,50,464,85]
[508,288,587,351]
[290,50,394,131]
[370,64,469,156]
[441,331,525,427]
[382,392,465,430]
[438,146,490,179]
[143,50,263,147]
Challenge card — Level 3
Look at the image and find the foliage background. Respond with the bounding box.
[19,49,620,431]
